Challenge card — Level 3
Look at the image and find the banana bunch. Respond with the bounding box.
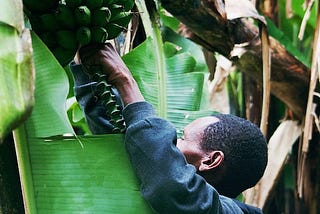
[24,0,134,67]
[94,73,126,133]
[23,0,134,133]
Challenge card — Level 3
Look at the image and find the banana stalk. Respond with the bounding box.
[86,68,126,133]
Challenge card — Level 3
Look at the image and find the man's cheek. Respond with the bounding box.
[176,139,184,150]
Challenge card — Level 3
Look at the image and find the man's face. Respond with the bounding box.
[176,116,219,169]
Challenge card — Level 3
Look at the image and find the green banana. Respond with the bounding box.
[56,30,78,50]
[55,3,76,30]
[28,15,45,32]
[113,0,134,11]
[39,12,59,32]
[109,105,120,117]
[105,23,123,39]
[108,4,125,17]
[91,26,108,43]
[110,11,132,26]
[23,0,59,14]
[38,32,57,48]
[100,91,113,105]
[51,47,75,67]
[83,0,103,10]
[91,7,112,27]
[76,26,92,47]
[95,79,126,133]
[104,99,116,110]
[102,0,114,5]
[106,11,132,39]
[74,6,91,26]
[109,106,126,132]
[114,118,125,127]
[65,0,82,8]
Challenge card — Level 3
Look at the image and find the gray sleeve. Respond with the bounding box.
[69,62,122,134]
[123,102,243,214]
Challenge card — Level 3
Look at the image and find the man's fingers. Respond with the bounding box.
[103,43,116,51]
[83,65,103,75]
[79,43,114,65]
[80,42,111,55]
[79,46,97,58]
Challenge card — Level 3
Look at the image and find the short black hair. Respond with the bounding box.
[200,113,268,198]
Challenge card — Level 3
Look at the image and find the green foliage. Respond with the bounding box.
[24,0,135,66]
[13,32,154,213]
[275,0,318,67]
[123,39,203,111]
[8,1,216,212]
[66,97,92,135]
[0,0,34,142]
[266,17,311,67]
[159,7,208,73]
[26,135,153,213]
[123,38,215,133]
[159,7,180,31]
[25,31,74,137]
[227,70,244,117]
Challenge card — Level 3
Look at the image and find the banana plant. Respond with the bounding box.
[0,0,34,142]
[5,1,215,214]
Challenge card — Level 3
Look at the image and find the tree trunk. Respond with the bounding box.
[301,134,320,214]
[160,0,311,119]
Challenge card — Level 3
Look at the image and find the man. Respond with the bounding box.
[70,43,268,213]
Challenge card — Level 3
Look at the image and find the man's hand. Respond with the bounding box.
[78,43,130,87]
[77,43,144,106]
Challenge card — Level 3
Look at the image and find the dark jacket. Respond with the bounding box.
[70,63,263,214]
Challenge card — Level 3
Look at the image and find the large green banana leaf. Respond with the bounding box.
[14,32,154,213]
[16,133,152,213]
[24,32,74,137]
[16,36,211,213]
[123,39,205,111]
[0,0,34,142]
[13,1,214,213]
[125,1,215,132]
[123,39,215,133]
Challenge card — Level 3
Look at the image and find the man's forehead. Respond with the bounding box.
[185,116,220,131]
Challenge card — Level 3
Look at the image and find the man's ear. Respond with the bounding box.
[198,151,224,172]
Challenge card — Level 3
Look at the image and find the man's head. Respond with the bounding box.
[176,113,268,198]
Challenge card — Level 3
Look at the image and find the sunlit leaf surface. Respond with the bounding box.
[123,38,216,131]
[0,0,34,141]
[15,34,154,213]
[28,135,153,213]
[24,32,73,137]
